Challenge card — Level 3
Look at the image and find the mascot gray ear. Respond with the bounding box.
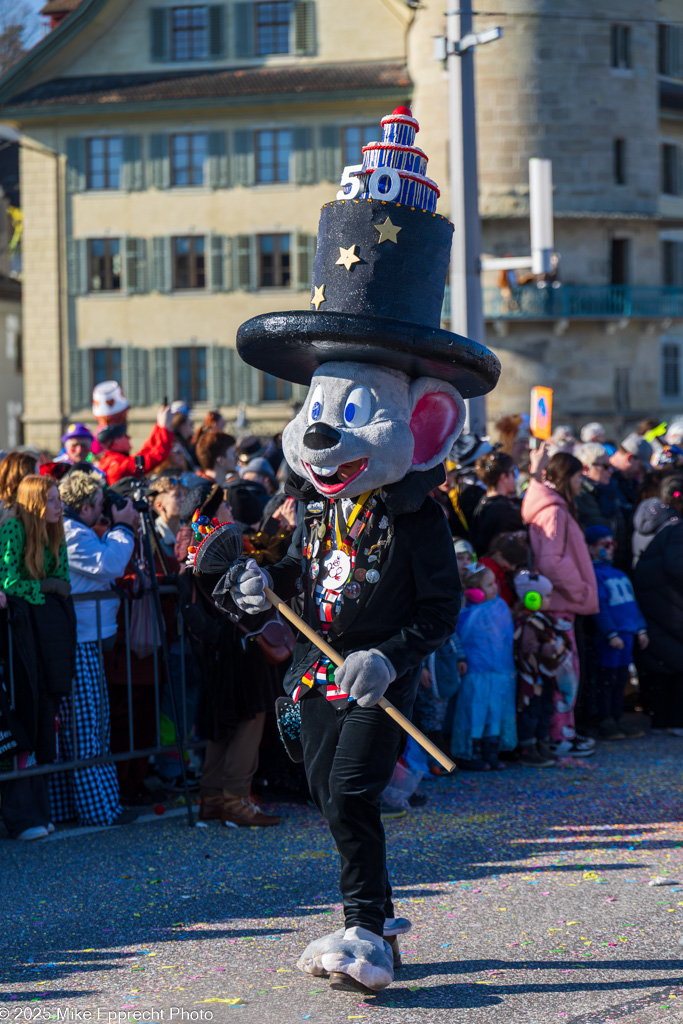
[408,378,467,471]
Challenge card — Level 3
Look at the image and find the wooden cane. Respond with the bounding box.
[264,586,456,773]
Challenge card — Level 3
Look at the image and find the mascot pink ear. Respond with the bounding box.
[410,392,461,465]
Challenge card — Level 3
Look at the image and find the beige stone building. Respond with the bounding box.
[0,0,679,447]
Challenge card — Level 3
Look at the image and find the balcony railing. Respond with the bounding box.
[441,285,683,322]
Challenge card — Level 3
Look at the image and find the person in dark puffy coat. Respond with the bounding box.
[632,479,683,732]
[631,477,681,568]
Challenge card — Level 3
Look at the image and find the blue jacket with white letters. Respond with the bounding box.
[592,560,647,668]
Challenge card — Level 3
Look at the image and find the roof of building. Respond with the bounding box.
[41,0,83,12]
[1,61,411,112]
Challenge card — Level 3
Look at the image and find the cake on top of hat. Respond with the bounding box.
[355,106,440,213]
[236,105,500,399]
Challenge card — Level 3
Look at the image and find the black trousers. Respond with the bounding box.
[596,665,628,721]
[642,671,683,730]
[300,685,409,937]
[0,775,51,837]
[517,676,555,744]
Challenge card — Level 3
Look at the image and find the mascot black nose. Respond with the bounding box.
[303,423,342,451]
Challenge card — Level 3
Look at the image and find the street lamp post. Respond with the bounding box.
[437,6,502,436]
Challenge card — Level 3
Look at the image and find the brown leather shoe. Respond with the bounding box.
[199,795,225,822]
[222,794,281,827]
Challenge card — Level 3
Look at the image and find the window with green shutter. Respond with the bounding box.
[293,126,314,184]
[208,4,226,57]
[150,7,170,61]
[122,347,150,407]
[209,235,232,291]
[294,232,316,291]
[150,134,171,189]
[122,136,143,191]
[207,344,238,405]
[124,238,147,294]
[152,347,174,404]
[231,129,255,186]
[151,237,172,293]
[292,0,316,56]
[234,235,256,290]
[318,125,341,183]
[67,239,88,296]
[66,138,86,194]
[233,1,255,57]
[70,349,91,411]
[207,131,229,188]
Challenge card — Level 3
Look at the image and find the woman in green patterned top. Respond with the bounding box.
[0,474,72,841]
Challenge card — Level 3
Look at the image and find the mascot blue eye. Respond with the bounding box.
[344,386,372,428]
[307,384,325,425]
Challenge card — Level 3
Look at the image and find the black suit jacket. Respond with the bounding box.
[269,466,462,709]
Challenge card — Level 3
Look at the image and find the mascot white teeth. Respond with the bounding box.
[203,106,499,994]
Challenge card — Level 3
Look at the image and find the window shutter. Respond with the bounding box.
[209,234,231,292]
[67,239,88,296]
[208,344,235,406]
[318,125,341,183]
[122,347,150,407]
[152,347,174,404]
[208,4,226,58]
[294,232,316,291]
[234,234,255,290]
[292,0,317,56]
[70,349,91,411]
[150,7,170,61]
[66,138,86,194]
[207,131,229,188]
[151,237,172,293]
[231,129,254,187]
[293,126,315,185]
[150,134,170,189]
[122,136,143,191]
[233,2,255,57]
[224,347,237,405]
[124,237,147,294]
[236,359,260,405]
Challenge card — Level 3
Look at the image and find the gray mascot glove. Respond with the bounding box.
[229,558,272,615]
[334,649,397,708]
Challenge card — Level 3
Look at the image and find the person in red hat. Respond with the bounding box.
[97,407,174,485]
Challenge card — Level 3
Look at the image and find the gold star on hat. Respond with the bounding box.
[311,284,326,311]
[336,244,361,271]
[374,216,402,244]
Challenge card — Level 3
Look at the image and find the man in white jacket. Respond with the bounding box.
[49,470,139,827]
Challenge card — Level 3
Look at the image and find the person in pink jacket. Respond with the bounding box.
[522,452,599,756]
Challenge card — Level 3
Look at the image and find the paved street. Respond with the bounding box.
[4,731,683,1024]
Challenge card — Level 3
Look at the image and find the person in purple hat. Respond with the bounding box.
[55,423,94,466]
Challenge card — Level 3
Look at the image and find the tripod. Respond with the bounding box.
[132,458,195,827]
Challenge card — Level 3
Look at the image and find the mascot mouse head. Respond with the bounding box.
[237,107,500,499]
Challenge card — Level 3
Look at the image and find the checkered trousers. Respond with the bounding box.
[49,641,123,826]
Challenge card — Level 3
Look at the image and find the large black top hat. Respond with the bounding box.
[237,107,500,398]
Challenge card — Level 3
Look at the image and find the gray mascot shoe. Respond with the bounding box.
[296,929,345,977]
[320,927,395,993]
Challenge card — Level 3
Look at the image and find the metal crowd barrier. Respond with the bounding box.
[0,585,202,783]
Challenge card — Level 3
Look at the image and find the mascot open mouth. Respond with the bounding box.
[304,458,369,495]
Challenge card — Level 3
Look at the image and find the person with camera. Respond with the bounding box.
[97,406,174,486]
[48,470,139,827]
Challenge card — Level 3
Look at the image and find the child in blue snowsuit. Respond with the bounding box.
[585,524,649,739]
[451,563,516,770]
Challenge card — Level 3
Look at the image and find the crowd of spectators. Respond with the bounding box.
[3,401,683,838]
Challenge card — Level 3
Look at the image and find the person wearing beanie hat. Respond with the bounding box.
[453,538,475,584]
[450,563,516,772]
[54,423,95,466]
[512,569,571,767]
[97,406,174,486]
[220,107,500,993]
[225,482,266,532]
[241,456,277,495]
[586,527,648,741]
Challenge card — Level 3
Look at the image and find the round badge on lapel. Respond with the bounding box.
[344,582,361,599]
[366,569,380,584]
[354,568,367,582]
[310,561,320,579]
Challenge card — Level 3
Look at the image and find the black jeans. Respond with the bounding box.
[596,665,628,721]
[300,686,408,937]
[517,675,555,744]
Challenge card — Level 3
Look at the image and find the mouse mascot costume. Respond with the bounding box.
[207,108,499,993]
